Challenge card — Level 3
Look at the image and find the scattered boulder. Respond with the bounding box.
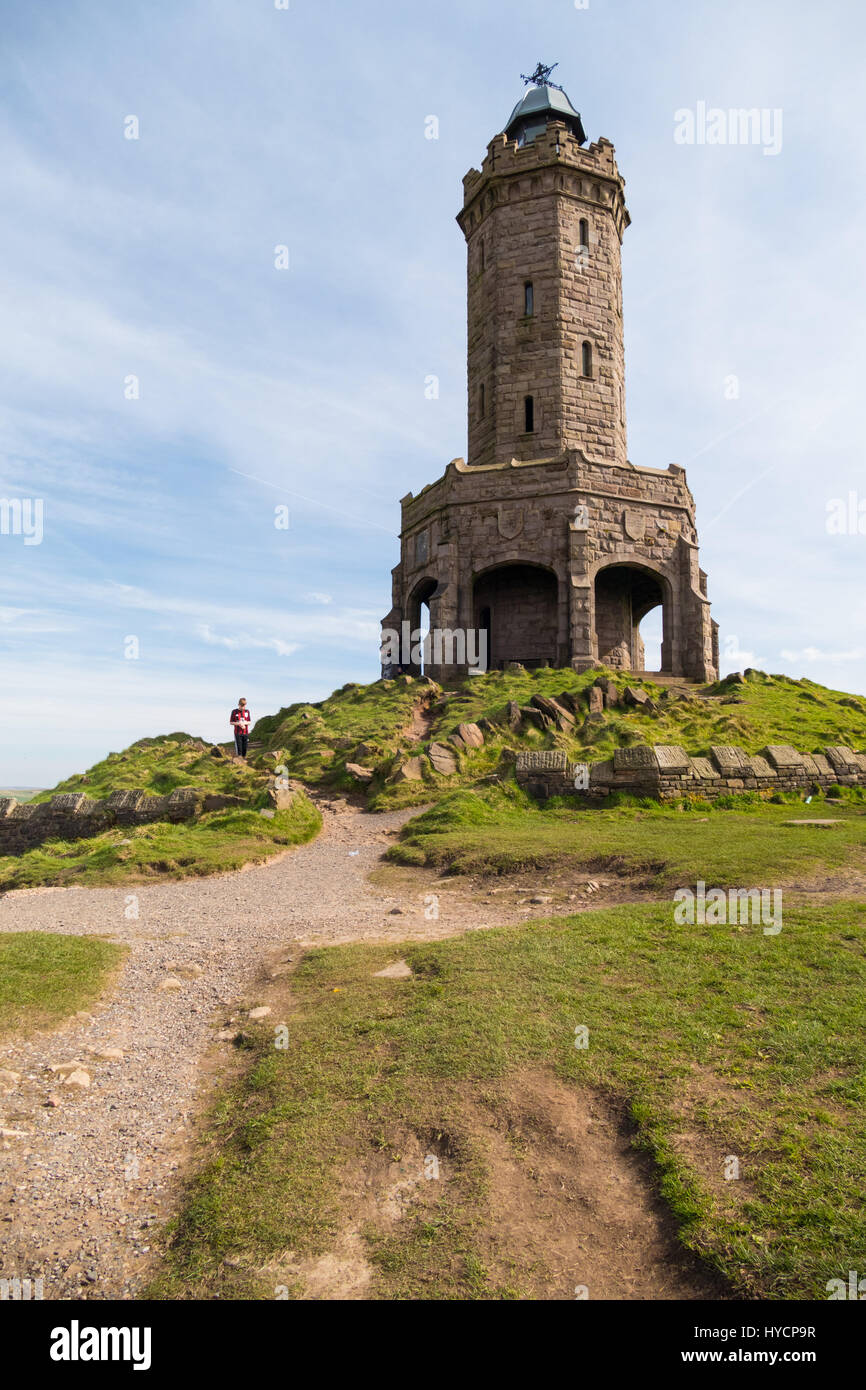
[0,1068,21,1087]
[394,756,424,782]
[588,686,605,715]
[457,721,484,748]
[624,686,651,708]
[521,705,551,730]
[62,1068,91,1090]
[531,694,574,726]
[556,691,582,716]
[428,743,457,775]
[209,745,226,758]
[158,976,184,992]
[345,763,374,783]
[92,1048,124,1061]
[505,700,523,732]
[596,678,620,708]
[267,786,299,811]
[373,960,413,980]
[248,1006,272,1020]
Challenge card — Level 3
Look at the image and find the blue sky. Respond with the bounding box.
[2,0,865,786]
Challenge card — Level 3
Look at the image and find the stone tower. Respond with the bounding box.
[382,71,718,683]
[461,81,628,471]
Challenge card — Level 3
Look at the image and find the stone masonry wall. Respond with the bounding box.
[0,787,238,856]
[515,744,866,802]
[458,123,629,469]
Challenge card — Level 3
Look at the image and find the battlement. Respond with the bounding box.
[459,123,629,243]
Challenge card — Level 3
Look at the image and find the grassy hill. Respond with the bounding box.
[31,733,264,804]
[5,666,864,892]
[248,667,866,809]
[26,668,866,819]
[0,733,321,891]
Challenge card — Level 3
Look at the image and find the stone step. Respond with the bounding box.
[629,671,703,687]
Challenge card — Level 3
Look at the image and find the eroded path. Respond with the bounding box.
[0,796,710,1300]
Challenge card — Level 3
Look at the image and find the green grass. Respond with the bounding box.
[245,668,866,811]
[251,680,423,787]
[34,733,265,804]
[386,784,866,885]
[0,798,322,891]
[149,898,866,1301]
[0,932,127,1038]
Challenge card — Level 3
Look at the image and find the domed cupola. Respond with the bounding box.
[504,62,587,146]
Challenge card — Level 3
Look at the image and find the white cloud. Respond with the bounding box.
[196,624,300,658]
[780,647,866,664]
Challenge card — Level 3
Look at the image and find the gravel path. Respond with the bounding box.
[0,796,533,1300]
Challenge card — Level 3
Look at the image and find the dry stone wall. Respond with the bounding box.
[0,787,244,856]
[515,744,866,801]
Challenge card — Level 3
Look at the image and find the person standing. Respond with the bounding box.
[230,697,251,758]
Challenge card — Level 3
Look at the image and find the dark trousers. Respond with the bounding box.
[234,731,249,757]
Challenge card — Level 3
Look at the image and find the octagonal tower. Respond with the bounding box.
[381,72,718,684]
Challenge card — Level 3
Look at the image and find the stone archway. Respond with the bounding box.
[473,563,559,670]
[406,577,440,674]
[593,564,671,673]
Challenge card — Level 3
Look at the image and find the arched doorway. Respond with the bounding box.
[473,563,559,670]
[407,577,438,674]
[593,564,670,673]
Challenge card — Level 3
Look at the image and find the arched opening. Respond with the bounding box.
[524,281,534,317]
[579,217,589,249]
[407,577,438,675]
[473,564,559,670]
[593,565,670,673]
[638,608,663,673]
[581,341,593,378]
[478,605,492,671]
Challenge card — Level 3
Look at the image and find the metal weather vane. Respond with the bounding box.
[520,61,564,91]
